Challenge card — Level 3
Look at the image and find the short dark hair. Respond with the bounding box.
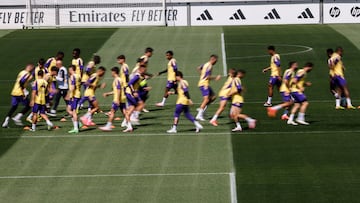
[237,69,246,74]
[111,66,120,75]
[38,69,44,77]
[137,58,145,63]
[117,55,125,60]
[176,71,183,78]
[93,55,101,64]
[73,48,80,54]
[38,58,45,66]
[268,46,275,51]
[288,61,297,67]
[335,46,343,52]
[166,50,174,56]
[145,47,153,53]
[304,62,313,68]
[57,51,64,57]
[69,64,76,71]
[326,48,334,55]
[98,66,106,72]
[51,66,59,72]
[210,54,218,59]
[139,64,147,69]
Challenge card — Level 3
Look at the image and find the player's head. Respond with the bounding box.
[117,55,126,64]
[111,66,120,77]
[166,50,173,60]
[145,47,154,57]
[176,71,183,81]
[303,62,313,72]
[236,69,246,78]
[55,60,63,68]
[25,63,35,72]
[38,58,45,67]
[56,51,64,60]
[72,48,81,59]
[50,66,59,76]
[138,64,147,74]
[289,61,298,70]
[37,69,44,78]
[93,55,101,65]
[137,57,146,66]
[69,64,76,74]
[97,66,106,77]
[228,68,236,77]
[335,46,343,56]
[326,48,334,58]
[267,45,276,55]
[209,54,218,65]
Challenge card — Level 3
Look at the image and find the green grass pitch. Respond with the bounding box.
[0,25,360,202]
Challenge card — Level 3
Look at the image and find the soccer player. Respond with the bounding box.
[2,64,34,128]
[329,47,355,109]
[29,70,54,131]
[195,55,221,121]
[139,47,153,66]
[80,67,107,126]
[209,68,236,126]
[51,60,69,116]
[72,48,84,77]
[267,61,298,119]
[67,65,82,134]
[99,67,126,131]
[156,50,178,107]
[124,64,147,132]
[33,58,48,80]
[287,63,313,126]
[167,71,203,133]
[117,55,129,85]
[262,46,281,107]
[45,51,64,71]
[228,70,256,132]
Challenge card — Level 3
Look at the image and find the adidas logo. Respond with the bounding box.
[264,8,281,20]
[229,9,246,20]
[196,10,213,21]
[298,8,314,19]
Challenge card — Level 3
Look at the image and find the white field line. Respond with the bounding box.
[221,33,228,76]
[0,172,230,180]
[229,172,238,203]
[2,130,360,139]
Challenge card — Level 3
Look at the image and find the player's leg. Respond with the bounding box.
[123,94,136,132]
[2,97,20,128]
[230,105,242,132]
[264,77,275,107]
[287,93,301,126]
[30,104,40,131]
[68,98,80,133]
[210,98,228,126]
[99,103,118,131]
[183,105,203,132]
[196,86,210,121]
[167,104,182,133]
[237,107,256,129]
[267,92,292,119]
[120,103,127,128]
[40,111,54,130]
[12,97,31,126]
[296,101,309,125]
[342,84,355,109]
[156,82,173,107]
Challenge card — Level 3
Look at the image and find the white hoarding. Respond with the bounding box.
[324,3,360,24]
[191,4,320,26]
[0,9,55,29]
[59,6,187,27]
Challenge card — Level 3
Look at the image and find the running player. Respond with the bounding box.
[329,47,355,109]
[117,55,129,85]
[72,48,84,77]
[267,61,298,119]
[156,50,178,107]
[209,68,236,126]
[67,65,82,134]
[80,67,107,126]
[287,63,313,126]
[195,55,221,121]
[33,58,48,80]
[124,64,147,132]
[262,46,282,107]
[2,64,34,128]
[51,60,69,116]
[228,70,256,132]
[167,71,203,133]
[99,67,126,131]
[29,70,54,131]
[45,51,64,71]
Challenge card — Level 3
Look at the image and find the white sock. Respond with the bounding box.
[203,105,208,112]
[267,97,272,104]
[236,122,242,128]
[73,121,78,130]
[172,125,177,129]
[27,113,33,119]
[84,112,91,119]
[106,122,112,128]
[14,113,23,120]
[134,111,140,119]
[346,98,352,106]
[121,119,126,126]
[211,114,218,121]
[32,123,36,130]
[297,112,305,121]
[161,97,166,104]
[272,105,282,111]
[336,99,341,107]
[46,119,53,127]
[289,114,295,121]
[127,121,132,129]
[334,93,339,98]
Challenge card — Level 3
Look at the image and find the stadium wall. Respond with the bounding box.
[0,0,359,29]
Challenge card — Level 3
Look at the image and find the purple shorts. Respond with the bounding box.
[112,102,126,111]
[280,92,292,102]
[32,103,46,114]
[82,96,96,103]
[291,92,307,103]
[70,98,80,111]
[334,75,347,87]
[126,93,139,106]
[232,103,243,108]
[269,76,281,86]
[220,96,230,101]
[11,96,29,106]
[166,80,177,89]
[199,86,214,97]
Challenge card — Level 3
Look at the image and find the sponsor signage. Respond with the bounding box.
[191,4,320,26]
[324,3,360,23]
[0,8,55,29]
